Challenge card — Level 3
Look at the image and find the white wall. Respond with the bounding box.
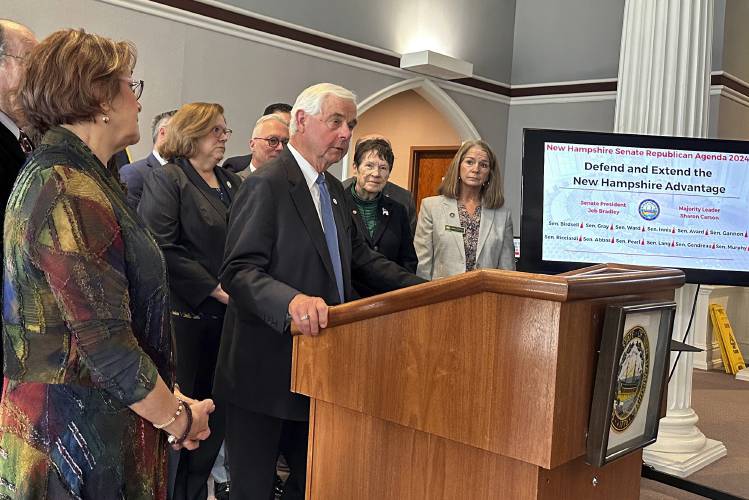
[510,0,624,85]
[215,0,518,83]
[721,0,749,82]
[715,95,749,141]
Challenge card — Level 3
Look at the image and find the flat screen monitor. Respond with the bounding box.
[520,128,749,286]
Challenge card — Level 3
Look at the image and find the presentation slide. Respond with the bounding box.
[542,142,749,272]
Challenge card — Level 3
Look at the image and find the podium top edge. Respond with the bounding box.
[291,265,685,335]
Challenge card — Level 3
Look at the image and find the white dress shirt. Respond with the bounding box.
[0,111,20,141]
[287,143,324,228]
[152,149,168,166]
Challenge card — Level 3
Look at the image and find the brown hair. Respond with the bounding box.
[159,102,224,161]
[438,139,504,209]
[18,29,136,134]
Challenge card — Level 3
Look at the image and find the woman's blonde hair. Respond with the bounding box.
[18,28,136,134]
[438,139,504,209]
[159,102,224,161]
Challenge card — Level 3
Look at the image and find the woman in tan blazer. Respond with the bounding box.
[414,140,515,280]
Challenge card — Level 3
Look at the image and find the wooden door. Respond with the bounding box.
[409,146,459,214]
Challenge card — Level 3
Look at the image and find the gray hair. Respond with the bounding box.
[252,113,288,137]
[0,23,6,60]
[151,109,177,143]
[289,83,356,135]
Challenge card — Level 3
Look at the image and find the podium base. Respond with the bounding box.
[642,438,726,478]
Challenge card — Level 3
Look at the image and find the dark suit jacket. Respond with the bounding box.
[0,122,25,223]
[343,187,417,297]
[0,121,26,374]
[215,148,424,421]
[342,177,416,235]
[222,154,251,174]
[119,152,160,210]
[139,159,241,317]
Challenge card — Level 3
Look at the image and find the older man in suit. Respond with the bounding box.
[0,20,37,385]
[0,19,37,219]
[215,83,424,499]
[119,109,176,210]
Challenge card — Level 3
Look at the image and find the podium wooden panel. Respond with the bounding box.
[291,265,684,499]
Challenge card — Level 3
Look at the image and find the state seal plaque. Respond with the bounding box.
[611,325,650,433]
[586,301,676,467]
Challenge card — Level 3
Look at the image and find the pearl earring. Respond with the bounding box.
[102,116,110,124]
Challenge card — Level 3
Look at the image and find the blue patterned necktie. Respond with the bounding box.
[316,173,344,303]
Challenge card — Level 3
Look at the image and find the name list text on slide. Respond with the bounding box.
[542,142,749,272]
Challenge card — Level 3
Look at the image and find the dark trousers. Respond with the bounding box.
[225,403,309,500]
[170,315,226,500]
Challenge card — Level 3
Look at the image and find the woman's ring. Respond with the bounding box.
[300,314,309,321]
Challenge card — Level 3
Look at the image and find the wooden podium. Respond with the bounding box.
[291,265,684,499]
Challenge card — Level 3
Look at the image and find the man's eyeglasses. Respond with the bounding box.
[120,78,144,100]
[3,54,26,63]
[254,136,289,148]
[211,126,233,138]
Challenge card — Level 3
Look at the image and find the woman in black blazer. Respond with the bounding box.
[344,138,417,297]
[139,102,240,500]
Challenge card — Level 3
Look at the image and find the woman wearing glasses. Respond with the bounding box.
[139,102,240,499]
[1,29,215,499]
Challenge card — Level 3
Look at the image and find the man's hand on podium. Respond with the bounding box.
[289,293,329,336]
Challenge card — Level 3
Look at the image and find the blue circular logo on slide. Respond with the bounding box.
[638,199,660,221]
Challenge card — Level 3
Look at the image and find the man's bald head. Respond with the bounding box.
[0,20,38,125]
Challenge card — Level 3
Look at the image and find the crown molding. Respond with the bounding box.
[99,1,749,109]
[100,0,409,79]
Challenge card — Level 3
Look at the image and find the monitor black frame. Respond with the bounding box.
[519,128,749,286]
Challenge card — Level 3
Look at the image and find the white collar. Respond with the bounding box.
[287,143,321,190]
[0,111,20,141]
[152,149,168,165]
[248,160,258,173]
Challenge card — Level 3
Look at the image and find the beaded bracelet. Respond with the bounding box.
[168,402,193,446]
[154,399,184,430]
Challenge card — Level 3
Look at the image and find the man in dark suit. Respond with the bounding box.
[222,102,292,174]
[236,114,289,181]
[118,109,176,209]
[342,135,417,234]
[215,83,424,499]
[0,20,37,382]
[0,19,37,212]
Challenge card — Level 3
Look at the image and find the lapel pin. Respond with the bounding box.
[227,181,232,189]
[382,207,389,216]
[450,212,455,217]
[352,209,357,215]
[332,198,338,205]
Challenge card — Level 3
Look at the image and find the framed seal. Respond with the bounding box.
[586,301,676,467]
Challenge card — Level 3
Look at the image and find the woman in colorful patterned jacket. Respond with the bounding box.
[0,29,214,499]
